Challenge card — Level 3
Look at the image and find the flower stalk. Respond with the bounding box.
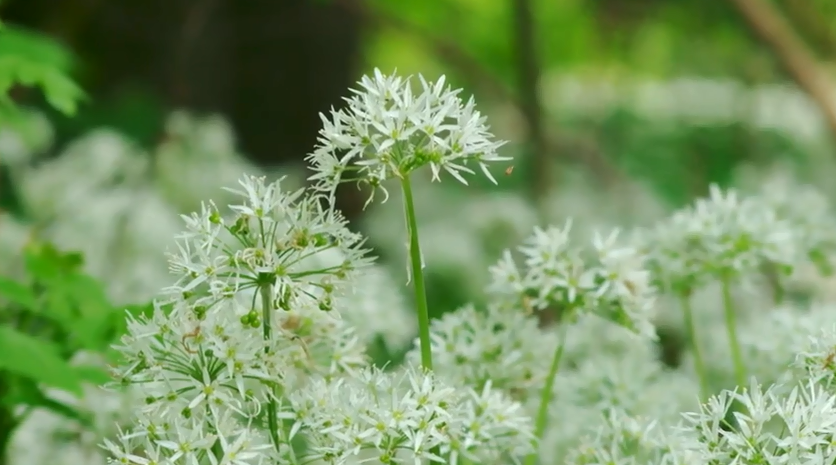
[524,322,569,465]
[721,276,746,388]
[680,292,709,399]
[401,175,434,368]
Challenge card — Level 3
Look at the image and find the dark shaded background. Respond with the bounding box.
[2,0,361,167]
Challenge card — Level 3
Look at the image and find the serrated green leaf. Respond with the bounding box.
[0,25,85,116]
[0,275,36,309]
[0,325,82,395]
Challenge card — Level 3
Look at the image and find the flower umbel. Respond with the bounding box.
[488,220,657,339]
[165,174,373,311]
[307,68,509,206]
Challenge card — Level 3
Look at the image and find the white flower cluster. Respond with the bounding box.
[307,68,508,205]
[287,366,533,464]
[408,303,559,396]
[299,247,417,352]
[105,176,373,463]
[2,111,265,303]
[756,174,836,276]
[676,380,836,464]
[106,174,534,464]
[564,409,695,465]
[793,321,836,387]
[156,111,268,214]
[488,219,657,339]
[166,175,372,312]
[638,184,796,294]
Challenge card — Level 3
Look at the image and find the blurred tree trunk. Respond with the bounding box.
[0,0,363,183]
[727,0,836,144]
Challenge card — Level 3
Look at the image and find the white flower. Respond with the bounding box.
[409,303,559,397]
[675,380,836,464]
[637,184,796,294]
[488,220,657,339]
[307,68,509,205]
[164,175,373,312]
[287,365,534,465]
[154,111,263,213]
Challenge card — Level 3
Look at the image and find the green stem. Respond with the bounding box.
[523,322,569,465]
[260,283,290,462]
[400,175,433,371]
[721,276,747,388]
[0,377,16,465]
[680,292,709,399]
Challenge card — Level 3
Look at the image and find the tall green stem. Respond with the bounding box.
[680,292,709,399]
[721,277,746,388]
[523,322,569,465]
[259,283,297,464]
[400,175,433,371]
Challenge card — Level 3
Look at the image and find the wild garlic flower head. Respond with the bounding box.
[104,407,276,465]
[677,380,836,464]
[556,331,699,420]
[286,365,535,465]
[488,219,657,339]
[165,174,373,311]
[107,290,367,464]
[793,320,836,387]
[638,184,796,294]
[542,321,698,463]
[107,176,375,464]
[408,303,558,397]
[708,304,835,387]
[564,409,694,465]
[307,68,509,205]
[756,176,836,275]
[300,246,417,351]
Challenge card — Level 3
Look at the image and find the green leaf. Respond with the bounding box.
[0,25,86,116]
[72,364,111,386]
[0,378,93,427]
[61,272,115,350]
[0,275,36,310]
[0,324,82,395]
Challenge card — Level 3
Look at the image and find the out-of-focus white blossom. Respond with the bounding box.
[307,68,509,205]
[755,173,836,277]
[637,184,796,295]
[410,303,558,396]
[489,220,657,339]
[17,129,149,219]
[10,352,141,465]
[287,365,535,465]
[793,320,836,388]
[541,316,699,463]
[564,409,697,465]
[154,111,266,213]
[364,181,538,296]
[300,247,416,352]
[0,109,53,166]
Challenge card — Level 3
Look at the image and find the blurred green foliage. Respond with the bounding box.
[0,239,150,459]
[0,22,85,124]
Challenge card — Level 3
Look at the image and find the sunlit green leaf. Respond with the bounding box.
[0,325,82,395]
[0,275,36,310]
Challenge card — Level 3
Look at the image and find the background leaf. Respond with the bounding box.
[0,324,82,395]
